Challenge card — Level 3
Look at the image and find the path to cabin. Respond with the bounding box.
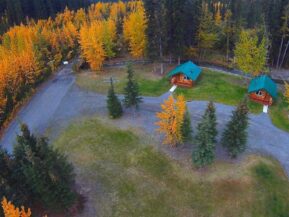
[1,62,289,177]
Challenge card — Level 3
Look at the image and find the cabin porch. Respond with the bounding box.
[249,90,273,106]
[170,74,193,88]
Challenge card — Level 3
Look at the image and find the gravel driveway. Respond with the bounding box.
[1,63,289,176]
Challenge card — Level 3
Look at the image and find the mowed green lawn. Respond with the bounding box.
[76,64,170,96]
[54,118,289,217]
[76,64,289,132]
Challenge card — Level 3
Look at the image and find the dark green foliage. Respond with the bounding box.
[107,78,123,119]
[221,99,249,158]
[11,124,76,210]
[181,110,193,143]
[206,101,218,142]
[0,148,14,202]
[0,0,89,33]
[143,0,200,61]
[192,101,218,167]
[123,64,142,110]
[143,0,161,60]
[142,0,289,67]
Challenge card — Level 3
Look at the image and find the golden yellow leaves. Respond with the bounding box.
[79,21,106,71]
[155,95,186,147]
[234,30,268,76]
[1,197,31,217]
[123,1,147,58]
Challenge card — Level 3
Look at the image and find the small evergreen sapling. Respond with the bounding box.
[206,101,218,142]
[192,101,218,167]
[181,110,193,143]
[123,64,142,110]
[221,99,249,158]
[107,77,123,119]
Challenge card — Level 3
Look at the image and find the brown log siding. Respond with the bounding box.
[249,90,273,106]
[170,74,193,88]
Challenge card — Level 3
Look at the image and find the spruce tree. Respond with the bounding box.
[13,124,76,210]
[192,101,218,167]
[206,101,218,142]
[221,99,249,158]
[181,110,193,143]
[123,64,142,110]
[107,77,123,119]
[0,148,13,203]
[143,0,159,60]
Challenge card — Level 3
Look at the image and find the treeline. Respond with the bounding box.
[0,0,89,33]
[0,1,146,130]
[79,1,147,70]
[144,0,289,68]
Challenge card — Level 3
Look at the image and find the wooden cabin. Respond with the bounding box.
[248,75,277,106]
[167,61,202,88]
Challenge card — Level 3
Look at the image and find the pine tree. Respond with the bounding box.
[143,0,160,60]
[181,110,193,143]
[192,101,217,167]
[0,148,14,204]
[206,101,218,142]
[197,2,218,59]
[13,124,76,210]
[123,64,142,110]
[107,77,123,119]
[221,99,249,158]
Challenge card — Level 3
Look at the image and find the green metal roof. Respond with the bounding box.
[248,75,277,98]
[167,61,202,81]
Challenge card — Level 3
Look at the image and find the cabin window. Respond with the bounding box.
[184,76,189,80]
[256,91,263,96]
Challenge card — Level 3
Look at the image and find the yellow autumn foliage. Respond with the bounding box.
[123,1,147,58]
[1,197,31,217]
[79,21,106,71]
[155,95,186,147]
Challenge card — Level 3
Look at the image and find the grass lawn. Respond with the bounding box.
[76,64,170,96]
[76,63,289,131]
[54,117,289,217]
[173,70,262,113]
[269,94,289,133]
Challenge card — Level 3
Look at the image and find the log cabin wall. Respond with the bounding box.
[249,90,273,105]
[170,74,193,88]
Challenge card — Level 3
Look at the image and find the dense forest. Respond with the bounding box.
[0,0,288,131]
[0,0,89,33]
[144,0,289,68]
[0,1,146,130]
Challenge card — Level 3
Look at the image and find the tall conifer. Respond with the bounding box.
[221,99,249,158]
[192,102,217,167]
[181,110,193,143]
[107,77,123,119]
[123,64,142,110]
[13,124,76,210]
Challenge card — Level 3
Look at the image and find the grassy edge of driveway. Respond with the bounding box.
[53,117,289,217]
